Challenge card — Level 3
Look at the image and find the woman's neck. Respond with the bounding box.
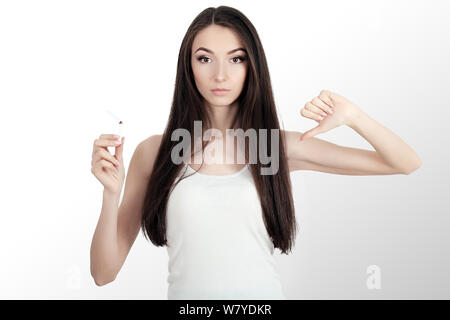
[204,100,240,136]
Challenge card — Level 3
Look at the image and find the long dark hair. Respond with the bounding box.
[141,6,298,254]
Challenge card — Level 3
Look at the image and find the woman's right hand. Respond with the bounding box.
[91,134,125,195]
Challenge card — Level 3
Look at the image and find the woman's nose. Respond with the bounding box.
[213,61,227,80]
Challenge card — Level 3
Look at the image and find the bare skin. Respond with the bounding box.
[187,25,421,175]
[90,24,421,286]
[189,24,248,175]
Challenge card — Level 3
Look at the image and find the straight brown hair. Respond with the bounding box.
[141,6,298,254]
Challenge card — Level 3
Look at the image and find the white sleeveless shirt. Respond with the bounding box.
[165,162,287,300]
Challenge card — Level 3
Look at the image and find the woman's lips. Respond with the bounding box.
[211,89,230,96]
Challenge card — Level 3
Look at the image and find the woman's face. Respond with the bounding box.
[191,25,248,108]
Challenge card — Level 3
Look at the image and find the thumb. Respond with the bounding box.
[115,136,124,161]
[300,126,321,141]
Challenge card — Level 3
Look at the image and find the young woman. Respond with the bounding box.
[90,6,421,300]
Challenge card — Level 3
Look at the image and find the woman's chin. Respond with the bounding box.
[207,99,233,107]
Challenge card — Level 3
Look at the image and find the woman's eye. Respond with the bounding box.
[197,56,247,64]
[232,56,247,63]
[198,56,210,63]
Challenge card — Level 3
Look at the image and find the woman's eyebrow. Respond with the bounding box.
[194,47,247,54]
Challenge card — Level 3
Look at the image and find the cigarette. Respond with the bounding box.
[106,109,123,139]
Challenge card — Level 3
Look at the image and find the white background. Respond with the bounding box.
[0,0,448,299]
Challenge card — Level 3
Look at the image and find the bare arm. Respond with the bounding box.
[90,135,162,285]
[90,190,121,286]
[287,90,422,175]
[285,128,421,175]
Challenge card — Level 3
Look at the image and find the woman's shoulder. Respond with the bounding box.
[140,134,164,160]
[135,134,164,178]
[141,134,163,149]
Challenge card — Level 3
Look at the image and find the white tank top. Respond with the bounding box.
[165,161,287,299]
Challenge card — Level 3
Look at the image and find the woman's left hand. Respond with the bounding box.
[299,89,362,141]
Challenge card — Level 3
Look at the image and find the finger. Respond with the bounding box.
[106,163,119,176]
[300,128,316,141]
[95,149,120,167]
[97,159,118,172]
[318,90,335,109]
[115,136,124,159]
[312,97,334,114]
[94,138,122,151]
[305,102,328,117]
[300,125,325,141]
[104,164,119,179]
[94,135,122,153]
[100,134,121,140]
[301,107,324,122]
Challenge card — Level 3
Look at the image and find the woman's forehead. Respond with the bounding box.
[192,26,244,53]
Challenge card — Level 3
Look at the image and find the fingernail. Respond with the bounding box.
[329,108,334,113]
[318,115,324,120]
